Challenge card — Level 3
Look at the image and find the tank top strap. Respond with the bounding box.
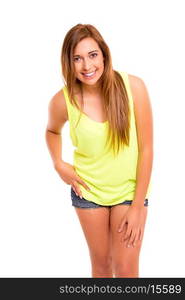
[62,86,80,146]
[63,86,77,119]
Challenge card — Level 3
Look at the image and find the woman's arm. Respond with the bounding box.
[45,90,90,196]
[129,74,153,208]
[45,90,68,168]
[117,75,153,247]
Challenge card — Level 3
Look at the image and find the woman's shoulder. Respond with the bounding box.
[116,70,143,86]
[121,72,146,101]
[127,73,144,86]
[117,70,144,95]
[125,73,150,110]
[48,88,68,122]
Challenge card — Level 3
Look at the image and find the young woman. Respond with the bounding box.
[45,24,153,278]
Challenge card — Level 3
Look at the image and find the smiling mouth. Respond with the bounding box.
[81,70,96,77]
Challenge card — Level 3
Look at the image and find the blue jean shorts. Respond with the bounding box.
[71,188,148,208]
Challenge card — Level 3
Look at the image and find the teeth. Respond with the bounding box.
[83,71,95,77]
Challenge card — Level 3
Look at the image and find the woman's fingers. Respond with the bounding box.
[139,227,144,242]
[118,218,126,233]
[127,231,137,247]
[72,178,90,199]
[72,181,82,198]
[124,225,132,242]
[76,176,91,191]
[126,228,143,248]
[132,230,140,247]
[71,184,78,196]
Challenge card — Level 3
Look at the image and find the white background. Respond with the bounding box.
[0,0,184,277]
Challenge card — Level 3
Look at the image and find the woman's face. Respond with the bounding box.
[73,37,104,87]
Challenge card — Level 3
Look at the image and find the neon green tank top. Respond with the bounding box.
[63,71,151,205]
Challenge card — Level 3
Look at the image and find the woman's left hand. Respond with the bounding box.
[117,205,148,247]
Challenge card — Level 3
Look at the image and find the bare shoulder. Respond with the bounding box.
[127,73,153,150]
[48,89,68,122]
[128,74,147,97]
[127,73,151,106]
[46,88,68,133]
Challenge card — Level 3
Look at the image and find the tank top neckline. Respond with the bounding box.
[65,71,128,127]
[73,103,109,126]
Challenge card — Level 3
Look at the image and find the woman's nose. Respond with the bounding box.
[82,58,92,70]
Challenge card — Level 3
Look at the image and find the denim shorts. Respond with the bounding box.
[71,188,148,208]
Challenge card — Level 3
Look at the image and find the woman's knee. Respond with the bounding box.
[90,253,112,270]
[113,261,139,277]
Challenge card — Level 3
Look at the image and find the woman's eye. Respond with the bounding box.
[90,53,97,58]
[73,53,97,62]
[74,57,81,62]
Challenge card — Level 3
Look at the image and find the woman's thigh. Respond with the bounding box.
[110,204,148,275]
[74,206,112,263]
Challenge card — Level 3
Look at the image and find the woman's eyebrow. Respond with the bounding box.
[74,50,99,57]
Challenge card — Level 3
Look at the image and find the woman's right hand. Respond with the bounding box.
[54,160,90,198]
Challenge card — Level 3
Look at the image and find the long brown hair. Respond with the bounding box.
[61,23,130,156]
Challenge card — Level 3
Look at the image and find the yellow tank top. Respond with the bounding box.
[63,71,151,205]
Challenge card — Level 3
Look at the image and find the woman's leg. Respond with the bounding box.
[110,205,148,277]
[74,206,113,277]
